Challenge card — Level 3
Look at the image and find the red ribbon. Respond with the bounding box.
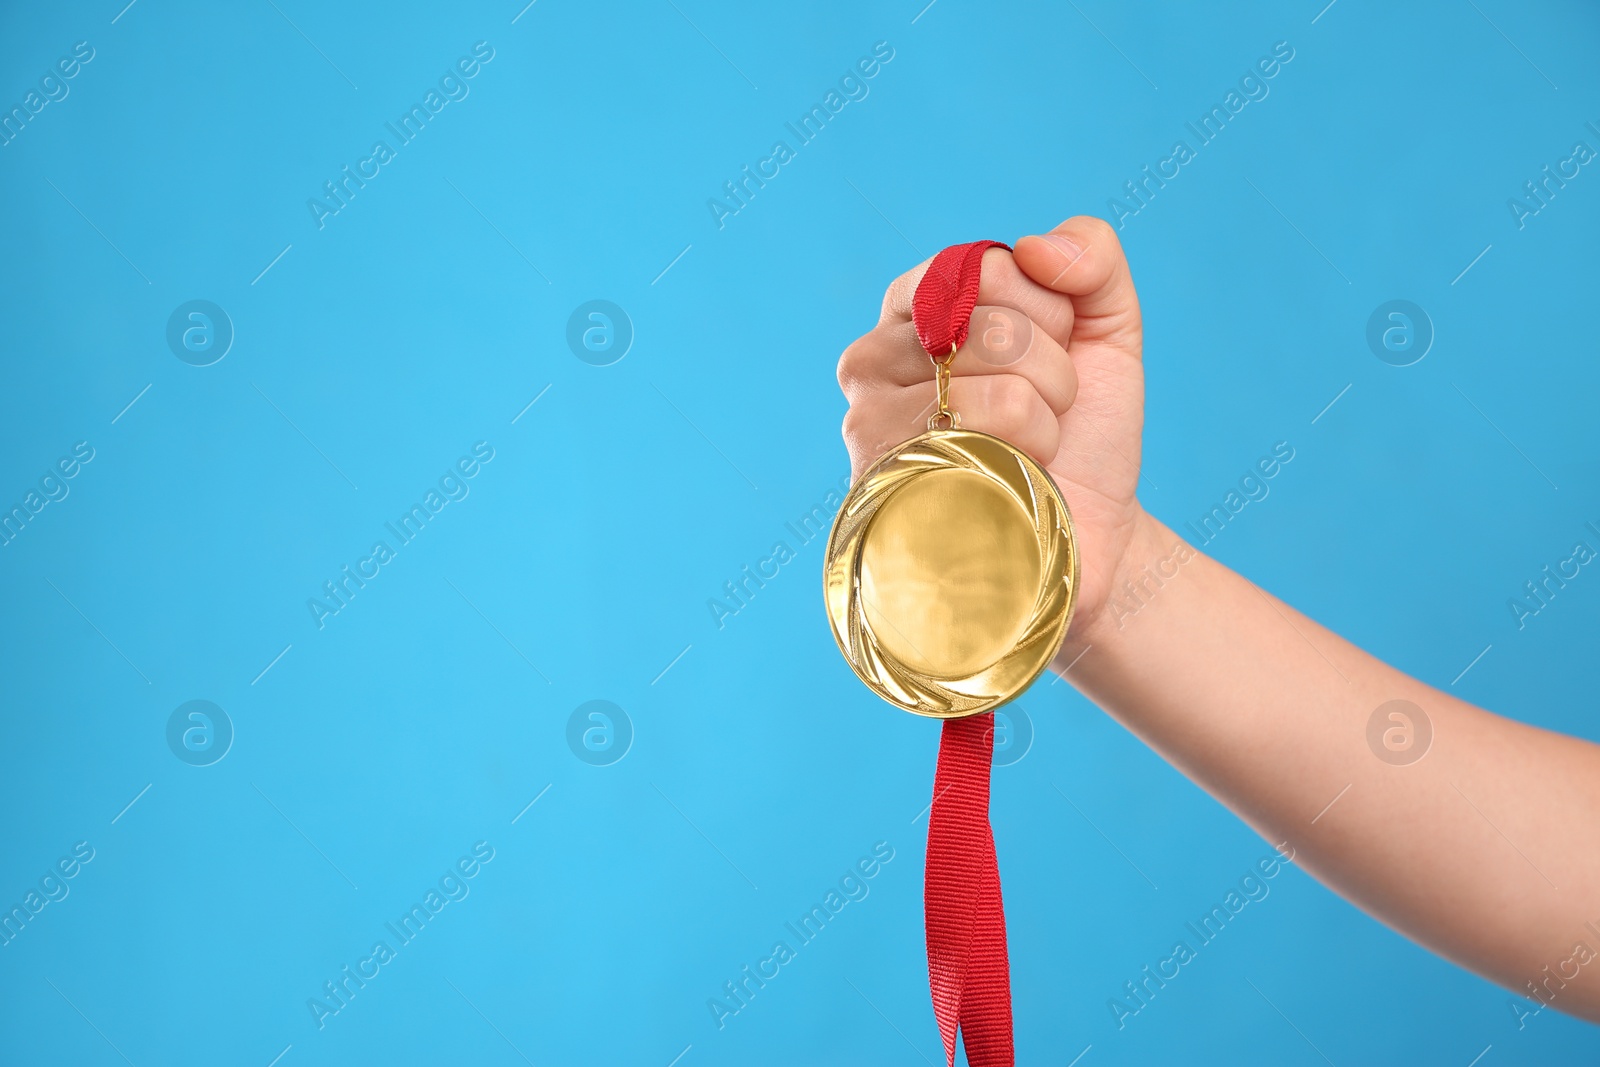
[913,240,1015,1067]
[926,715,1013,1066]
[912,240,1011,358]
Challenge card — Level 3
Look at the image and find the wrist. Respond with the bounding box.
[1055,508,1189,666]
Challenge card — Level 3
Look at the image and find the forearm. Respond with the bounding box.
[1054,510,1600,1018]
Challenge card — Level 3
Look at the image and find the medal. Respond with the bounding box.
[824,240,1080,717]
[823,241,1081,1066]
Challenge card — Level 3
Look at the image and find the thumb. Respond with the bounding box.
[1012,216,1142,355]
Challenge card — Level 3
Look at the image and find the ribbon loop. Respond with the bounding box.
[911,240,1011,360]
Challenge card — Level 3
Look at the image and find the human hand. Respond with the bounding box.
[835,217,1148,644]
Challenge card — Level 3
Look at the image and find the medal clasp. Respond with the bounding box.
[927,344,960,431]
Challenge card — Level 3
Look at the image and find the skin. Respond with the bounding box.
[836,217,1600,1022]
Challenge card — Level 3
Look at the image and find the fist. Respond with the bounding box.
[835,217,1148,649]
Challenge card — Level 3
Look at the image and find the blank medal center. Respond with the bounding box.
[859,468,1039,678]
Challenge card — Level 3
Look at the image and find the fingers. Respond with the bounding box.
[842,222,1137,477]
[1011,217,1142,353]
[837,307,1078,416]
[841,373,1061,474]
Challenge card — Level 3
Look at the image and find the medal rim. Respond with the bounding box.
[823,428,1079,719]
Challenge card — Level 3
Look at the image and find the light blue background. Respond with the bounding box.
[2,1,1598,1064]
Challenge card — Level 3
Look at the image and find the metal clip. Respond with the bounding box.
[927,344,960,431]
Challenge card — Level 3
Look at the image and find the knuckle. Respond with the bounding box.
[840,404,864,442]
[881,258,933,323]
[835,336,875,396]
[840,404,876,449]
[982,375,1057,462]
[968,307,1033,367]
[1056,362,1080,410]
[959,375,1055,464]
[841,406,895,469]
[987,375,1040,431]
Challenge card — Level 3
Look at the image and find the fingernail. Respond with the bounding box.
[1039,233,1085,286]
[1042,233,1084,266]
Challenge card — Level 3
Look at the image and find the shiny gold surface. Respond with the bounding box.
[859,468,1040,678]
[824,429,1078,718]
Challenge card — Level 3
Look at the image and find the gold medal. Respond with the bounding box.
[825,242,1079,717]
